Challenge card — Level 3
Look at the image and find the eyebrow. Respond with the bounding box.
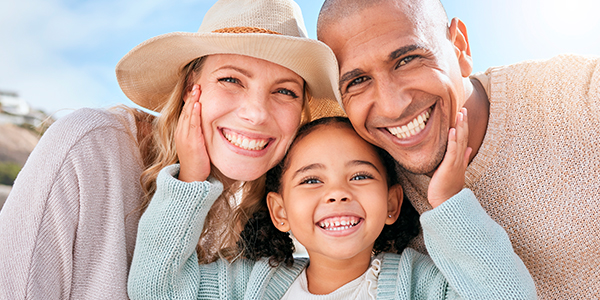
[292,163,325,179]
[291,160,382,179]
[274,78,304,88]
[347,160,381,174]
[213,65,253,78]
[389,44,423,61]
[213,65,303,87]
[338,44,425,89]
[339,68,365,90]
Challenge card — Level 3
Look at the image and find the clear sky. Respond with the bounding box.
[1,0,598,118]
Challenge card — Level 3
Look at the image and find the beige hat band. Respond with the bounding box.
[212,27,282,35]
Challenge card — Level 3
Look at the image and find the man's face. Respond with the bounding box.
[320,2,470,175]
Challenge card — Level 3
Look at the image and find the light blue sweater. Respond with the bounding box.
[128,165,537,299]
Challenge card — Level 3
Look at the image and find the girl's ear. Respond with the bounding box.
[386,184,404,225]
[266,191,290,232]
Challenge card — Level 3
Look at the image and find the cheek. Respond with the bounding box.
[273,103,303,141]
[362,188,390,217]
[198,92,232,127]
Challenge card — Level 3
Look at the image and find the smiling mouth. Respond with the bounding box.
[318,216,361,231]
[223,129,270,151]
[386,107,432,139]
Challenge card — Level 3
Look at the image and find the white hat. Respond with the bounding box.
[116,0,341,112]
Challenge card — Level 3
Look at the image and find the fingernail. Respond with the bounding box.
[193,103,198,109]
[458,113,463,121]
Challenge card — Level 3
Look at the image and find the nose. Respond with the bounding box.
[324,181,351,203]
[236,90,269,125]
[373,78,411,119]
[328,196,348,203]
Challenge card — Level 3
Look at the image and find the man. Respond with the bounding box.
[317,0,600,298]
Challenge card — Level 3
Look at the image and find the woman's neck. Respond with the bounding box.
[304,249,373,295]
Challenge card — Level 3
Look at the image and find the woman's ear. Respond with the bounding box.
[266,191,290,232]
[386,184,404,225]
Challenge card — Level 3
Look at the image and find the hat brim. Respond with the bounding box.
[116,32,341,112]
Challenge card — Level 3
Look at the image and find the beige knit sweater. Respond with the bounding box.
[400,54,600,299]
[0,108,144,299]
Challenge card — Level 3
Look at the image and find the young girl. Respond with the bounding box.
[128,110,537,299]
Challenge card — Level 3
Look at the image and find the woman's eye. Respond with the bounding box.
[277,89,299,98]
[219,77,240,84]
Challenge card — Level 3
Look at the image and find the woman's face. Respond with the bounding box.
[193,54,305,181]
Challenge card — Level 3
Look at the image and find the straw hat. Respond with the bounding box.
[116,0,342,113]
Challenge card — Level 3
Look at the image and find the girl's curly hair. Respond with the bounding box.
[238,117,421,267]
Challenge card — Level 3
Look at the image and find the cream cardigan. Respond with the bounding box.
[0,108,144,299]
[399,54,600,299]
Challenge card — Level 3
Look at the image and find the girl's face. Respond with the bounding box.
[193,54,305,181]
[268,125,401,265]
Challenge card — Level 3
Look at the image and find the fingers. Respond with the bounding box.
[451,107,469,168]
[426,107,471,207]
[175,85,211,182]
[455,107,469,162]
[177,85,201,139]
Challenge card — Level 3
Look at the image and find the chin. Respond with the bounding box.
[216,164,267,182]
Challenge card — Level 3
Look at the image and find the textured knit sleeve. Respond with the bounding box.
[0,108,144,300]
[420,188,537,299]
[127,164,224,300]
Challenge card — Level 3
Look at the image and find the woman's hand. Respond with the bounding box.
[175,85,211,182]
[427,108,472,208]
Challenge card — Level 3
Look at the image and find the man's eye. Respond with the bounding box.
[348,76,369,88]
[396,55,417,68]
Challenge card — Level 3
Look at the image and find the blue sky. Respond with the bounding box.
[1,0,598,118]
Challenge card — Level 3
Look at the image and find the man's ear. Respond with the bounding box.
[386,184,404,225]
[449,17,473,78]
[266,191,290,232]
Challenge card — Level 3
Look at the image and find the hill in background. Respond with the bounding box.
[0,90,51,210]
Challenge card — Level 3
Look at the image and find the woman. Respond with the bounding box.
[0,0,343,298]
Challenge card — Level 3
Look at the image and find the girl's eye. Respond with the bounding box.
[276,88,299,98]
[300,177,322,185]
[396,55,417,69]
[350,173,373,181]
[219,77,240,84]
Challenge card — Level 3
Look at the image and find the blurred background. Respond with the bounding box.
[1,0,599,208]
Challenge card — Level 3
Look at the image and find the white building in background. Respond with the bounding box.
[0,91,30,116]
[0,90,47,127]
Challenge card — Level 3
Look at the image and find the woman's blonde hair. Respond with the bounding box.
[137,55,312,264]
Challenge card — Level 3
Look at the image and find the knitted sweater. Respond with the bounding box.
[399,54,600,299]
[0,108,144,299]
[128,164,536,299]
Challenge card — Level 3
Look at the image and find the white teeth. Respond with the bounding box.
[387,108,431,139]
[224,131,269,151]
[318,217,360,231]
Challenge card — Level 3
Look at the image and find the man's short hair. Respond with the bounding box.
[317,0,449,41]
